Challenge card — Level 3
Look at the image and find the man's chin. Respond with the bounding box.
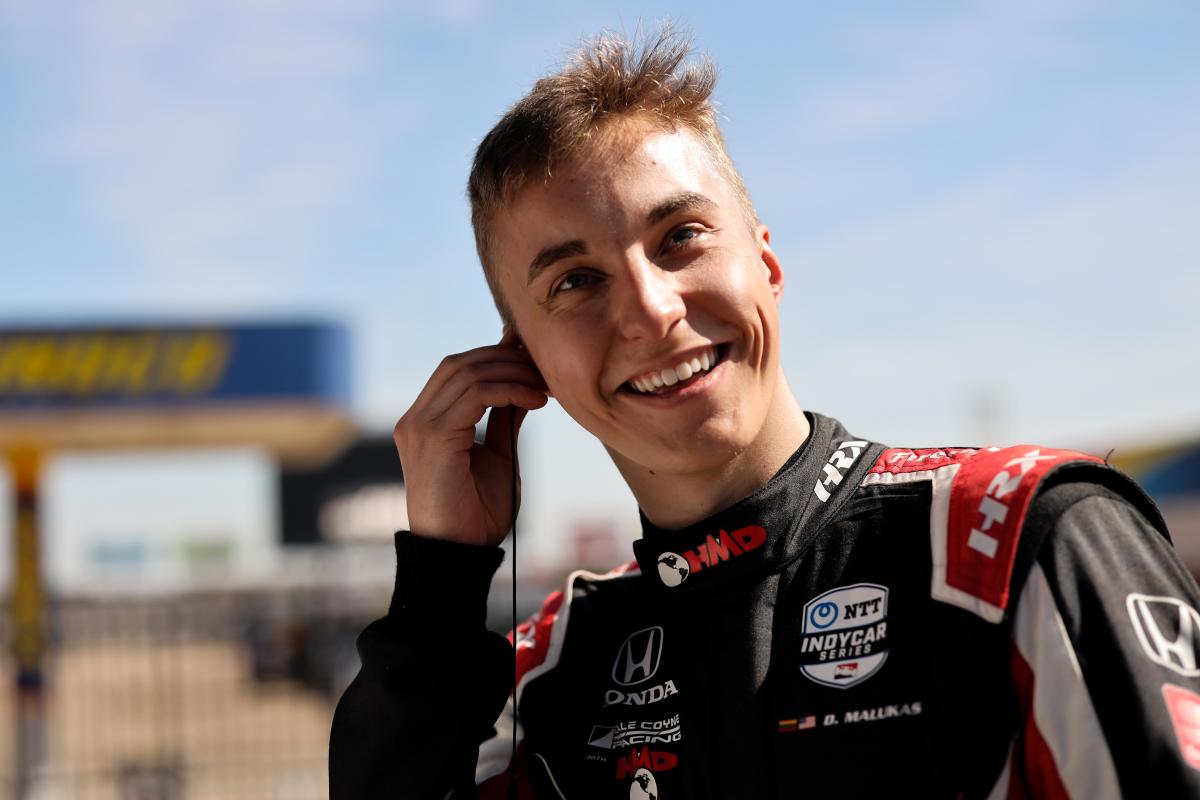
[605,428,753,478]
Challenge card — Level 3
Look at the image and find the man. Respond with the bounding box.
[330,29,1200,798]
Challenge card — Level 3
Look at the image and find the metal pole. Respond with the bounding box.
[9,448,46,800]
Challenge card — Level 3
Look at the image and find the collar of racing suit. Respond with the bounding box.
[632,412,885,595]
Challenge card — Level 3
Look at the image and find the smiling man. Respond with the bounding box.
[330,29,1200,799]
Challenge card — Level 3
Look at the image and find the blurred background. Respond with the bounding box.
[1,1,1197,797]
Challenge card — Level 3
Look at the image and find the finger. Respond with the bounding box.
[484,403,530,460]
[432,381,548,432]
[445,359,546,390]
[414,343,537,405]
[422,361,547,420]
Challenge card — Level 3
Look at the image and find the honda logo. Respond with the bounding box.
[612,626,664,686]
[1127,593,1200,677]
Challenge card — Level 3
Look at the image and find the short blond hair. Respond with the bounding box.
[467,25,756,322]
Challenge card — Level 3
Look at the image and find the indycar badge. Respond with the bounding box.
[798,583,890,688]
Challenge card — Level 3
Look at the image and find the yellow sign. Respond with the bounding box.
[0,332,230,399]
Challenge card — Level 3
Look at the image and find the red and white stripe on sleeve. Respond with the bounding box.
[986,563,1121,799]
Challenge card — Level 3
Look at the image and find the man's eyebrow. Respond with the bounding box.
[524,193,712,285]
[528,240,587,285]
[646,192,716,226]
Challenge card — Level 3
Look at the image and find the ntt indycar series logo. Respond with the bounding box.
[798,583,890,689]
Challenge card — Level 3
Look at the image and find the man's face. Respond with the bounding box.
[491,119,785,478]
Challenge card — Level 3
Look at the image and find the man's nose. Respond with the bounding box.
[614,256,686,340]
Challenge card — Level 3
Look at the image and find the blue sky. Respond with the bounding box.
[2,1,1198,569]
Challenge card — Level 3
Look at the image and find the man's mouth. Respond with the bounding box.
[625,345,724,395]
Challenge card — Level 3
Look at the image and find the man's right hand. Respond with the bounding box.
[393,330,549,547]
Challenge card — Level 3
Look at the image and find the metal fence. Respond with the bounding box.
[0,587,383,800]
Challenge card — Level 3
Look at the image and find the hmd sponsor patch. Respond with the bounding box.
[799,583,890,689]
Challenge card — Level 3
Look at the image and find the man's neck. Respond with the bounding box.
[613,381,811,531]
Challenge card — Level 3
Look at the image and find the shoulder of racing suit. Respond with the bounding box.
[860,444,1169,623]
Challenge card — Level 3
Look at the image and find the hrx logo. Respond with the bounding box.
[815,440,869,502]
[966,448,1057,559]
[655,525,767,587]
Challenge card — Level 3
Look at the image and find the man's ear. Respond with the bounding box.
[503,323,554,398]
[758,224,784,302]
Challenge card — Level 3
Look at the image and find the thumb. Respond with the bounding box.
[483,403,529,461]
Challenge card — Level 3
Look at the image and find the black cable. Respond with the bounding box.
[508,412,519,800]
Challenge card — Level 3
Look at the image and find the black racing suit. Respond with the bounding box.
[330,412,1200,798]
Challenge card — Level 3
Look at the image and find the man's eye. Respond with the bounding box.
[552,272,597,294]
[665,226,701,252]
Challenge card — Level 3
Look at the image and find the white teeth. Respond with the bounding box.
[628,346,721,394]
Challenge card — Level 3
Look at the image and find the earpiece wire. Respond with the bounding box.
[508,413,519,800]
